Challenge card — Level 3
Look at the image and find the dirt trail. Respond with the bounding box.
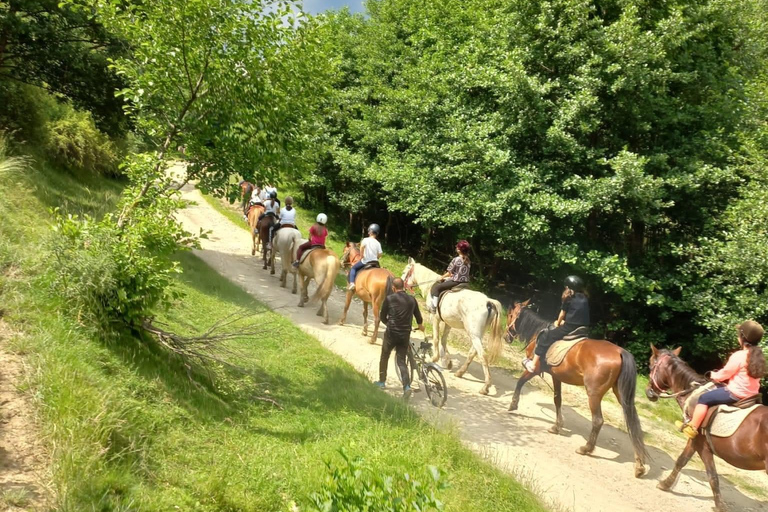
[0,321,51,511]
[176,181,767,512]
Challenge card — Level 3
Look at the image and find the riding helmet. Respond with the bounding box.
[368,223,380,235]
[269,191,277,199]
[564,275,585,292]
[316,213,328,225]
[456,240,471,255]
[738,320,764,345]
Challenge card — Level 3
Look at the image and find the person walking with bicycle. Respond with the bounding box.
[375,278,425,398]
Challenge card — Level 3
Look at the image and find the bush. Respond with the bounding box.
[310,451,446,512]
[45,109,121,177]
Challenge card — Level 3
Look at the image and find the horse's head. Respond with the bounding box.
[505,299,530,343]
[341,242,359,270]
[401,257,417,291]
[645,344,682,401]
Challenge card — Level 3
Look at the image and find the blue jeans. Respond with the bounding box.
[698,387,738,407]
[349,261,365,283]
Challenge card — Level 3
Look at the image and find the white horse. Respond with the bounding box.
[402,257,503,395]
[270,227,302,293]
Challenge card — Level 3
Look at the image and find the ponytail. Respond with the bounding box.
[746,344,766,379]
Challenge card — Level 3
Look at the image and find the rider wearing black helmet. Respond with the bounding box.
[348,223,383,291]
[523,275,590,374]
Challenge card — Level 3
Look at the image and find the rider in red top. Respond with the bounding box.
[294,213,329,267]
[677,320,766,439]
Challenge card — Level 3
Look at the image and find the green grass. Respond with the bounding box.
[0,156,549,510]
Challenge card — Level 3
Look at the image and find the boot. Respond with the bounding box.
[675,421,698,440]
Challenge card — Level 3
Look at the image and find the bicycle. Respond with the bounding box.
[397,330,448,408]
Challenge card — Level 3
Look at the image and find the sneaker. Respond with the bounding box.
[347,283,356,291]
[374,381,386,388]
[403,386,413,399]
[243,215,248,222]
[522,358,536,373]
[292,261,299,268]
[675,420,698,440]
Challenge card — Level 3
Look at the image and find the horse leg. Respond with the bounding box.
[369,298,380,344]
[431,316,441,363]
[362,302,369,337]
[577,393,605,455]
[440,325,452,369]
[699,443,728,512]
[455,346,476,380]
[548,377,564,434]
[657,438,697,492]
[509,371,534,412]
[337,291,354,326]
[298,275,308,307]
[251,230,256,256]
[292,269,298,294]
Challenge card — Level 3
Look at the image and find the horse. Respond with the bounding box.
[239,180,254,213]
[269,226,302,293]
[505,300,648,478]
[646,345,768,511]
[247,203,265,255]
[297,248,341,324]
[338,242,394,344]
[257,215,274,269]
[401,258,503,395]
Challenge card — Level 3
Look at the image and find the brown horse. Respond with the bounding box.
[297,248,341,324]
[646,345,768,511]
[257,215,274,269]
[247,203,265,255]
[338,242,394,344]
[506,300,648,478]
[239,180,254,212]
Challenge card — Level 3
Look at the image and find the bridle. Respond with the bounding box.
[403,264,416,293]
[341,244,360,270]
[648,354,698,399]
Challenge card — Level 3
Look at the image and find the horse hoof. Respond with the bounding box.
[635,466,647,479]
[251,250,255,256]
[576,446,593,455]
[368,338,376,345]
[548,425,561,435]
[271,271,276,275]
[508,403,518,412]
[455,370,465,379]
[446,360,453,370]
[656,481,671,492]
[479,388,489,396]
[292,289,297,294]
[298,302,304,308]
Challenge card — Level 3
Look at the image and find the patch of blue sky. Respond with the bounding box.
[301,0,366,14]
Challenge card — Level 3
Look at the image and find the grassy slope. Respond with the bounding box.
[0,159,548,510]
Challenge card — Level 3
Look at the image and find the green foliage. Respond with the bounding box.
[0,131,30,175]
[45,109,120,177]
[311,451,446,512]
[301,0,768,365]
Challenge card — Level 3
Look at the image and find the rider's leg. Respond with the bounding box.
[348,261,364,289]
[680,387,737,438]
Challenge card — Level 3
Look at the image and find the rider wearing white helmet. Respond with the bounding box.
[348,224,382,291]
[294,213,329,267]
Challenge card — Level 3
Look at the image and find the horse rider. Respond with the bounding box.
[294,213,328,268]
[260,191,280,248]
[243,184,264,221]
[428,240,471,313]
[269,195,296,247]
[375,277,425,398]
[347,224,382,291]
[676,320,766,439]
[523,275,590,374]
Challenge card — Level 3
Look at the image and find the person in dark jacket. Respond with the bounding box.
[375,278,425,398]
[523,275,590,374]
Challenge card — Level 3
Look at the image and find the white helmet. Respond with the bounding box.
[316,213,328,225]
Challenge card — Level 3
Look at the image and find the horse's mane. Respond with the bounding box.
[516,307,551,343]
[659,349,707,390]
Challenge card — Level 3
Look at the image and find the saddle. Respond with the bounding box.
[684,383,763,443]
[436,283,470,321]
[358,261,381,273]
[535,326,588,368]
[298,245,326,265]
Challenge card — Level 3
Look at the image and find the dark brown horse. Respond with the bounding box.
[257,215,274,269]
[506,300,648,478]
[338,242,394,344]
[646,345,768,511]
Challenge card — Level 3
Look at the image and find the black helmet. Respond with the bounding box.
[564,275,585,292]
[269,191,277,199]
[367,223,380,235]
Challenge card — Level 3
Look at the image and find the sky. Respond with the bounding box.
[301,0,366,14]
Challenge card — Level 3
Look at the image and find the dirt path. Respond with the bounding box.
[0,321,51,511]
[176,181,767,512]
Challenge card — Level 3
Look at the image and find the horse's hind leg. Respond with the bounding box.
[361,302,369,338]
[455,346,476,379]
[549,377,564,434]
[577,393,605,455]
[657,439,697,492]
[440,325,452,369]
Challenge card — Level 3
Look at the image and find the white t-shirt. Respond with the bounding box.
[280,207,296,224]
[258,188,268,201]
[361,237,382,264]
[264,199,279,215]
[250,189,262,203]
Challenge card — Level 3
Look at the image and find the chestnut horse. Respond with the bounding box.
[338,242,394,344]
[247,203,265,255]
[297,248,341,325]
[239,180,254,212]
[506,300,648,478]
[646,345,768,512]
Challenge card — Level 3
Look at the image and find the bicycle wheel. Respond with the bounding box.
[423,365,447,408]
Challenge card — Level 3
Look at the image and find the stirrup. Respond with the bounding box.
[675,420,698,440]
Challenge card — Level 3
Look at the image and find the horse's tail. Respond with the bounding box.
[310,253,340,304]
[618,349,648,465]
[485,299,503,364]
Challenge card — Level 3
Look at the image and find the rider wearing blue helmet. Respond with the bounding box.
[348,224,382,291]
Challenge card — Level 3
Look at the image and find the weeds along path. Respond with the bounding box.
[176,181,767,512]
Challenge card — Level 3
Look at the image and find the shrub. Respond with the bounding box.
[45,109,121,177]
[310,451,446,512]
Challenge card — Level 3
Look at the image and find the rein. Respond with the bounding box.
[649,354,700,399]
